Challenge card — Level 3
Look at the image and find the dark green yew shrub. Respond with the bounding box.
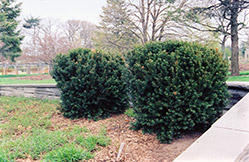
[127,41,229,143]
[52,48,128,120]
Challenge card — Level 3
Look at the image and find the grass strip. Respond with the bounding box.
[0,96,110,161]
[0,78,56,84]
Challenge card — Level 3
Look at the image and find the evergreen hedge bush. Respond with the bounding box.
[52,48,128,120]
[127,41,229,143]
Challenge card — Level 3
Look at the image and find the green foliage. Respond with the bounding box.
[0,0,23,61]
[0,96,59,136]
[127,40,229,143]
[124,108,135,117]
[43,144,93,162]
[52,48,128,119]
[0,96,110,161]
[94,0,138,53]
[0,126,109,161]
[10,129,68,159]
[23,16,40,29]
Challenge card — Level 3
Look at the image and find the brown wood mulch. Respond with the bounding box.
[16,113,201,162]
[12,74,202,162]
[50,113,201,162]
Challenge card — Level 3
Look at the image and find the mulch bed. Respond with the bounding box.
[50,113,201,162]
[15,113,201,162]
[11,74,202,162]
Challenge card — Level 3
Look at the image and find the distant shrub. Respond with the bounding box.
[127,41,229,143]
[52,48,128,120]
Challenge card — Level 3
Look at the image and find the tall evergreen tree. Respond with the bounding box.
[0,0,23,61]
[95,0,138,53]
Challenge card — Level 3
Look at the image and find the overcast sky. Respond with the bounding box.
[16,0,107,24]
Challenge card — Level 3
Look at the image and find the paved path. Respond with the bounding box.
[174,82,249,162]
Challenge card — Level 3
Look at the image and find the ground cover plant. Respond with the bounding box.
[0,96,110,161]
[52,48,128,120]
[127,40,230,143]
[0,96,200,162]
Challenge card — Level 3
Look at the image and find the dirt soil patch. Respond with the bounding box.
[48,113,201,162]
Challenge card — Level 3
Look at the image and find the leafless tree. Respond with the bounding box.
[61,20,96,49]
[180,0,249,76]
[22,19,69,68]
[127,0,188,44]
[22,18,96,70]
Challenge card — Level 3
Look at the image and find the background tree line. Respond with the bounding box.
[0,0,249,76]
[96,0,249,76]
[22,18,96,68]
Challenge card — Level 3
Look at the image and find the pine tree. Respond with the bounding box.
[95,0,138,53]
[0,0,23,61]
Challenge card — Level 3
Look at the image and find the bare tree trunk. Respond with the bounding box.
[221,35,227,59]
[151,1,157,41]
[140,0,151,44]
[49,61,53,75]
[230,0,239,76]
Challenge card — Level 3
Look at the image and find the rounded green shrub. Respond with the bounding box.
[52,48,128,120]
[127,41,229,143]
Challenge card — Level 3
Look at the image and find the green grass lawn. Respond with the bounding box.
[226,71,249,82]
[0,96,110,161]
[227,71,249,82]
[0,74,47,78]
[0,74,56,84]
[1,72,249,84]
[227,76,249,82]
[1,77,248,83]
[0,78,56,84]
[227,71,249,76]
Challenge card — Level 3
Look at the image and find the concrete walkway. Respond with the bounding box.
[174,82,249,162]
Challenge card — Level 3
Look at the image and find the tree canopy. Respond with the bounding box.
[182,0,249,76]
[0,0,23,61]
[95,0,138,53]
